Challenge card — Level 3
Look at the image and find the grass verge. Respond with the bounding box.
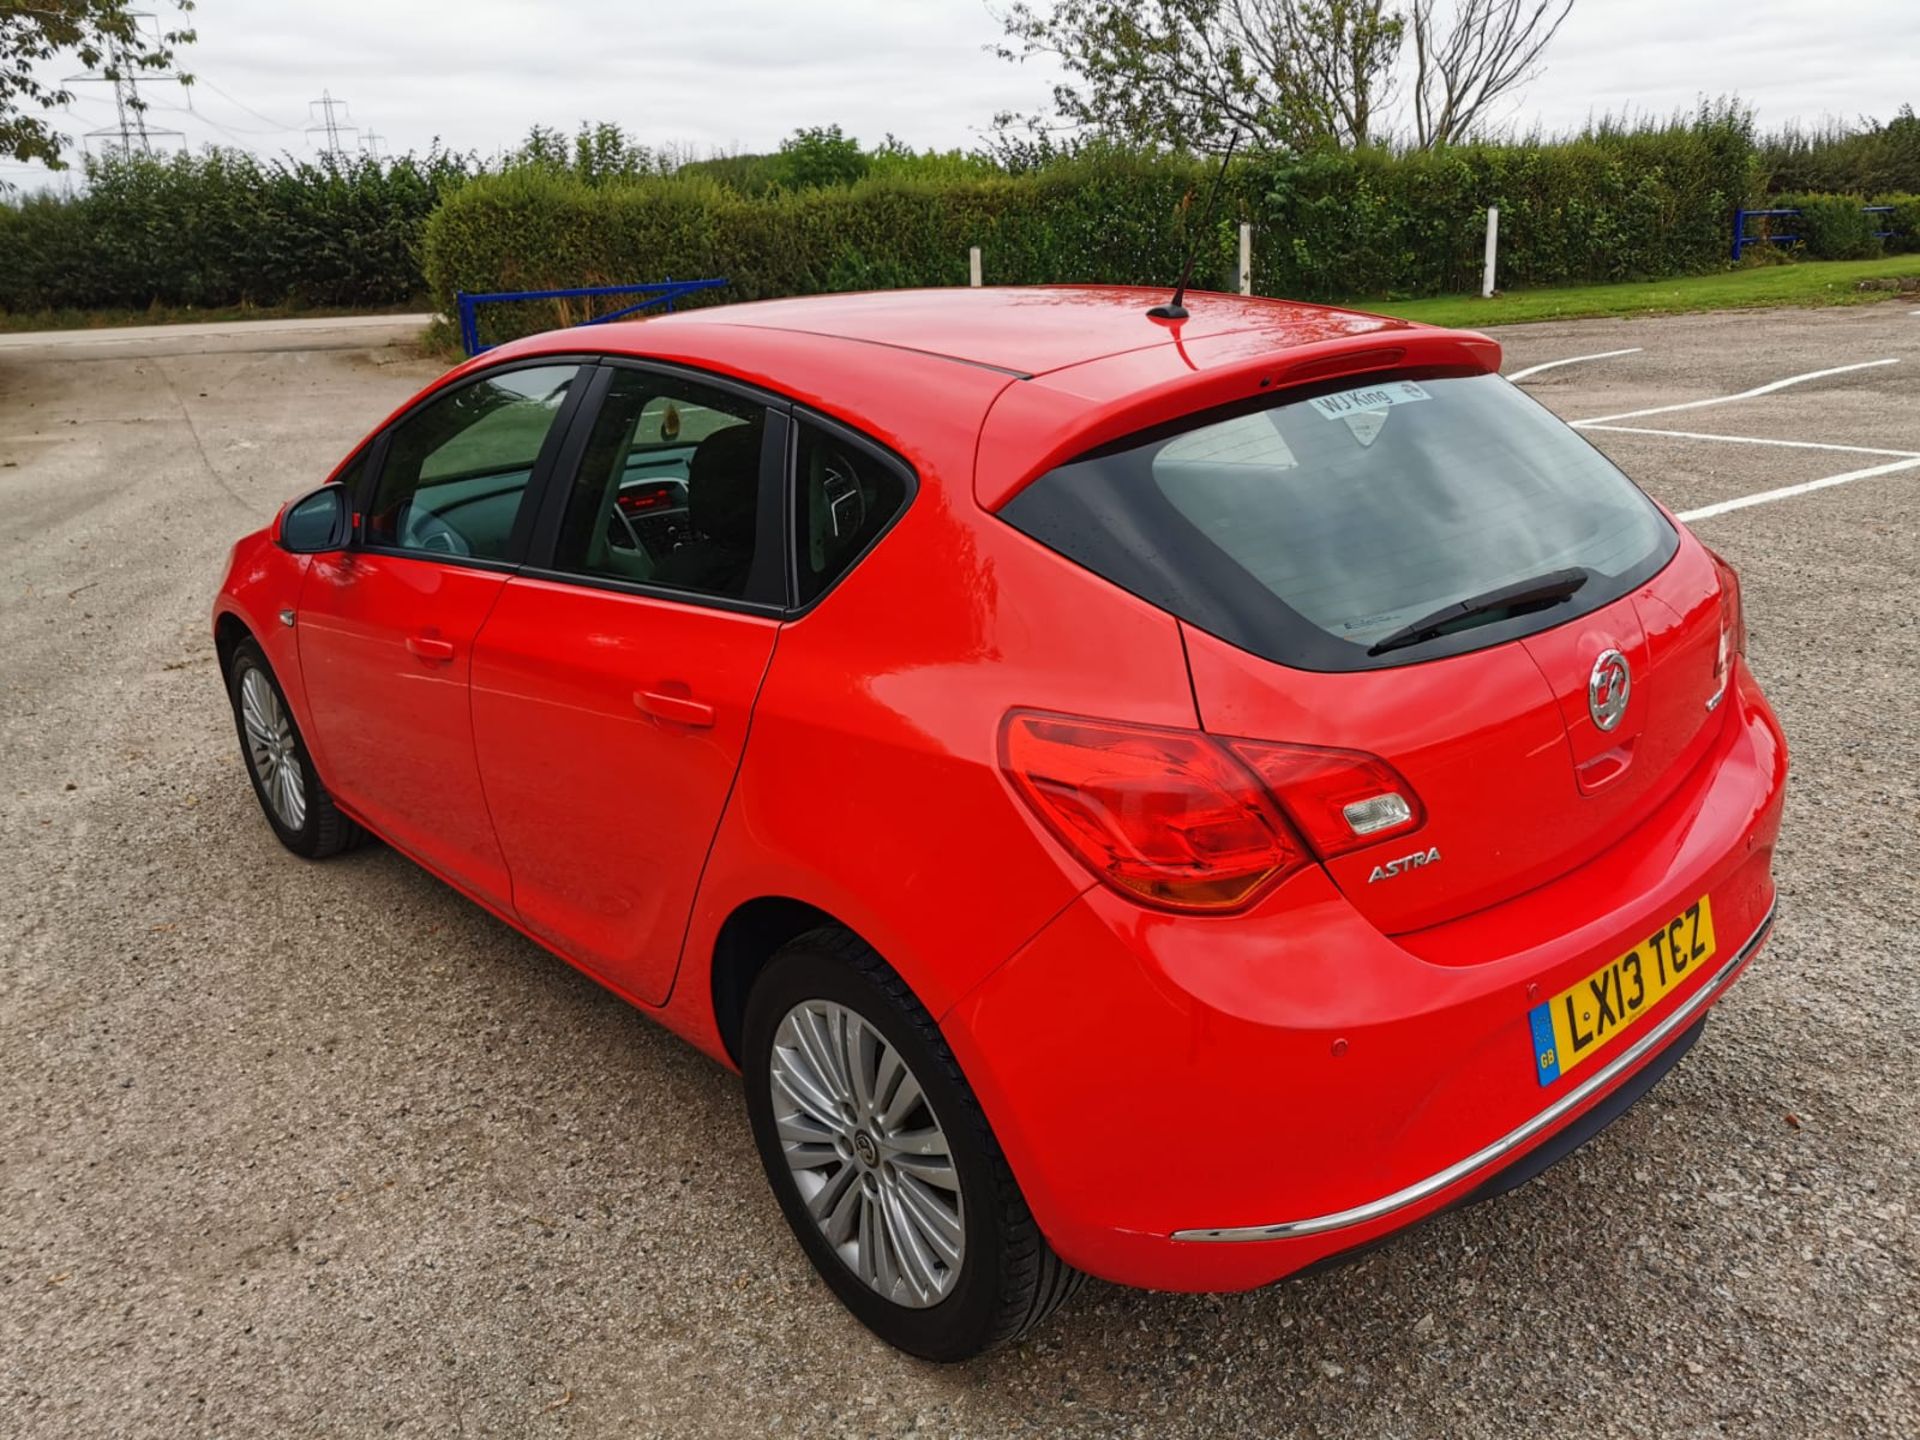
[1354,257,1920,329]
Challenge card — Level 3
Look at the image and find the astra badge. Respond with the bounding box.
[1368,846,1440,883]
[1588,648,1631,732]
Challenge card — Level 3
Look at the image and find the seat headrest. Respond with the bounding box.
[688,425,761,548]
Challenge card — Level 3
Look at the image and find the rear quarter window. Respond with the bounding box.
[793,417,911,607]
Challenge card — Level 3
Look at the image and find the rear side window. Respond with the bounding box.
[367,364,578,561]
[1002,372,1677,671]
[794,418,909,605]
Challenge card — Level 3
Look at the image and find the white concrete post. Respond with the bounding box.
[1482,206,1500,298]
[968,247,982,288]
[1238,222,1252,296]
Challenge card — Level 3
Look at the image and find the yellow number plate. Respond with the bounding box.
[1528,895,1717,1085]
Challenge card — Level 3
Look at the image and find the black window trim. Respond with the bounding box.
[785,405,920,617]
[350,352,601,575]
[343,350,925,619]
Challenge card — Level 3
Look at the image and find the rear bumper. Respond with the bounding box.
[1174,902,1771,1244]
[941,663,1787,1292]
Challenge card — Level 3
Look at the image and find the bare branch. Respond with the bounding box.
[1406,0,1575,148]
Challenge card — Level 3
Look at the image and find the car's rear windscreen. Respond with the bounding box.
[1001,371,1678,672]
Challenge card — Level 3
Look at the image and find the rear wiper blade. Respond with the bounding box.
[1366,567,1590,657]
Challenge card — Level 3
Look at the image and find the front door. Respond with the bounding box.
[296,361,584,905]
[470,365,786,1003]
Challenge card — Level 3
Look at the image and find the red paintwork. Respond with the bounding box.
[468,578,780,1005]
[214,286,1787,1292]
[298,552,517,904]
[948,663,1783,1288]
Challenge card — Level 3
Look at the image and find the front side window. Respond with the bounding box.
[367,364,579,561]
[552,368,768,600]
[1003,371,1678,671]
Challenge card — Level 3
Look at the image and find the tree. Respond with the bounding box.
[1407,0,1573,149]
[770,124,870,189]
[993,0,1575,152]
[1,1,196,169]
[1274,1,1405,150]
[507,121,670,185]
[995,1,1402,153]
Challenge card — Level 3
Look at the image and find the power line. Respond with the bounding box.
[359,131,388,159]
[170,93,290,138]
[153,98,262,147]
[196,77,302,133]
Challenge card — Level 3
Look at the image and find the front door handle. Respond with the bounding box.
[636,688,715,728]
[406,634,456,663]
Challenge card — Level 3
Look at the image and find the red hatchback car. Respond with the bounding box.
[215,287,1787,1359]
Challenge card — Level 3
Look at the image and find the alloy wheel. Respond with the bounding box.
[239,667,307,832]
[768,999,965,1308]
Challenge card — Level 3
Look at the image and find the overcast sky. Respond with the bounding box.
[5,0,1914,188]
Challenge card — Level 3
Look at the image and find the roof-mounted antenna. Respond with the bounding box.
[1148,130,1242,322]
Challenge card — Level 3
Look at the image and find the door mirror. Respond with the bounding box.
[279,485,350,554]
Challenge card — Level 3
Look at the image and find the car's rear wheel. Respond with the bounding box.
[742,927,1083,1360]
[226,637,363,859]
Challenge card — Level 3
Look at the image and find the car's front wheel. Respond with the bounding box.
[742,927,1082,1361]
[226,636,363,859]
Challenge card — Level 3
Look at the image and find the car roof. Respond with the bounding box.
[622,286,1411,378]
[479,287,1500,513]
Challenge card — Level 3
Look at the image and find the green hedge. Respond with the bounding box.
[2,119,1805,330]
[1761,108,1920,197]
[425,128,1762,348]
[0,149,471,312]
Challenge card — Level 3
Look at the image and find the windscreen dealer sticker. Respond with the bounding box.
[1308,380,1431,420]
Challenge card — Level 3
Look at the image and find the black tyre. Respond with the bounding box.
[226,637,364,859]
[743,927,1083,1360]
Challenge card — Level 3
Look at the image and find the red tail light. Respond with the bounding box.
[1224,740,1425,857]
[1707,549,1746,703]
[1000,711,1424,913]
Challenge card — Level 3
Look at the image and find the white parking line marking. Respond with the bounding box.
[1677,456,1920,522]
[1573,359,1900,427]
[1581,424,1920,459]
[1507,348,1643,382]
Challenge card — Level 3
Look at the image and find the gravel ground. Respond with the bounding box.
[2,305,1916,1438]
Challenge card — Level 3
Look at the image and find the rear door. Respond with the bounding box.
[296,360,586,904]
[1003,369,1726,934]
[469,363,788,1004]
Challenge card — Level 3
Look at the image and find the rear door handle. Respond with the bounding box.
[406,634,456,663]
[636,688,715,728]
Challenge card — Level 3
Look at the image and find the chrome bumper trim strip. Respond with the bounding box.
[1171,901,1776,1243]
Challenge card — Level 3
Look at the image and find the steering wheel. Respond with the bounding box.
[402,505,470,557]
[608,504,646,553]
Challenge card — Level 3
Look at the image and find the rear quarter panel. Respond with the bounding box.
[670,446,1201,1032]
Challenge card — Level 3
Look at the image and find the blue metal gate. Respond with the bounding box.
[455,277,728,356]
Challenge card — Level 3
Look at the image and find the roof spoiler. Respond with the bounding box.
[974,327,1503,512]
